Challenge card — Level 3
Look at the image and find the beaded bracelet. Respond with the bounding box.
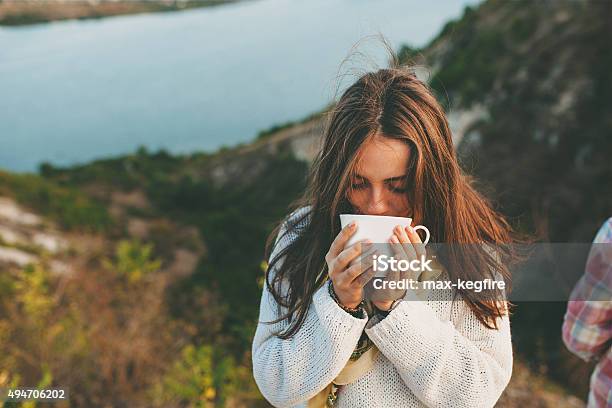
[327,280,365,318]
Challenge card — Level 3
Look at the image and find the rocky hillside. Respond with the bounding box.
[416,0,612,242]
[0,168,206,291]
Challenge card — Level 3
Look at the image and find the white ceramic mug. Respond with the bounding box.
[339,214,430,248]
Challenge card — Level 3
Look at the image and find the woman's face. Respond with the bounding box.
[346,134,413,218]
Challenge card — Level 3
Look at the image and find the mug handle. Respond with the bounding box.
[412,225,430,245]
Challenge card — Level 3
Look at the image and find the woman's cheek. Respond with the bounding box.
[347,191,366,213]
[397,196,412,217]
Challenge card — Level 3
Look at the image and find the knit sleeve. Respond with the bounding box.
[364,297,513,408]
[251,207,369,407]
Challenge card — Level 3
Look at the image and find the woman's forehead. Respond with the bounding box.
[353,136,410,180]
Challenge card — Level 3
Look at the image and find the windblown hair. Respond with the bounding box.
[263,63,520,339]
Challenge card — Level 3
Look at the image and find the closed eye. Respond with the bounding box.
[350,181,409,194]
[389,185,408,193]
[389,178,409,193]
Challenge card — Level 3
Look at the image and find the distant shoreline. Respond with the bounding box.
[0,0,243,26]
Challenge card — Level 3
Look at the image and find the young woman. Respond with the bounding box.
[252,66,516,407]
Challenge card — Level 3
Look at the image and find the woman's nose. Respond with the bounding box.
[365,188,388,215]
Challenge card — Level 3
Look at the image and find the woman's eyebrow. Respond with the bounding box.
[355,174,408,182]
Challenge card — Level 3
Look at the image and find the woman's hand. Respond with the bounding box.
[326,222,378,309]
[372,224,426,311]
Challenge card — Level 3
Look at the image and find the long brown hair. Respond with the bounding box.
[263,63,519,339]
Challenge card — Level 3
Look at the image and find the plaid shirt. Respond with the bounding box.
[563,218,612,407]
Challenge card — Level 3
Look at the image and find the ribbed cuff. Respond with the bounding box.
[365,300,448,343]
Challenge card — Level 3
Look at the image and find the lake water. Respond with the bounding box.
[0,0,478,172]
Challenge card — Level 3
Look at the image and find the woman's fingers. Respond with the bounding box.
[326,222,357,263]
[343,244,379,288]
[393,225,417,260]
[405,226,426,258]
[389,235,404,259]
[332,239,372,280]
[388,236,412,281]
[346,261,376,287]
[346,243,376,267]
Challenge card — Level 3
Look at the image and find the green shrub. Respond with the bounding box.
[0,170,112,232]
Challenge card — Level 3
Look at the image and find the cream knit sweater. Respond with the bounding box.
[252,206,513,407]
